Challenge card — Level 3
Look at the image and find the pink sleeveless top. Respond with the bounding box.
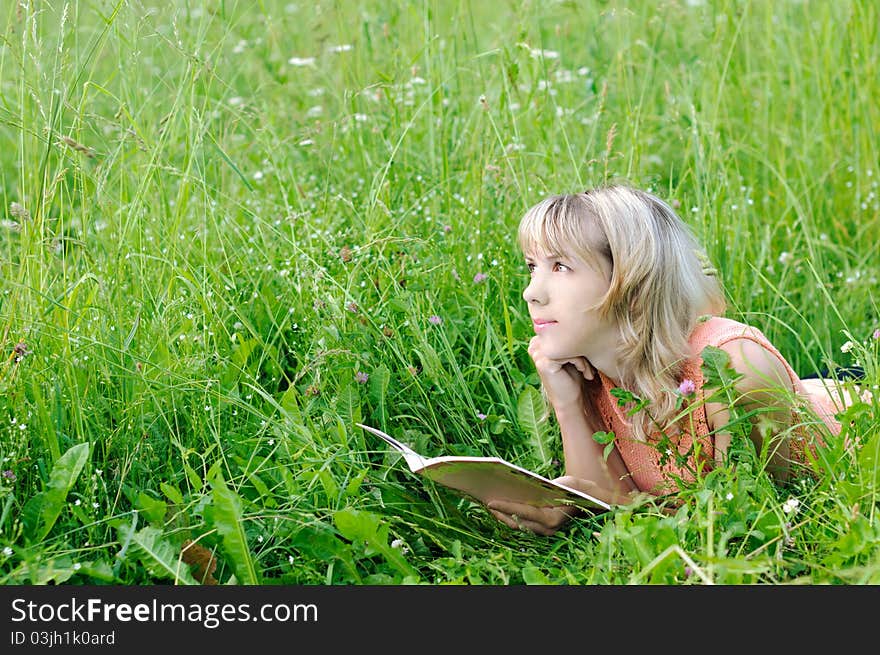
[588,316,843,495]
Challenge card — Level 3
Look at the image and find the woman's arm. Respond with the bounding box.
[486,338,638,535]
[554,383,636,494]
[706,338,796,481]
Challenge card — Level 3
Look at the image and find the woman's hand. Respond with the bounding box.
[527,336,596,411]
[487,476,631,536]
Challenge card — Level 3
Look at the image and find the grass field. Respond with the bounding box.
[1,0,878,585]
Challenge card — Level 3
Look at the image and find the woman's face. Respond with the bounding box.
[522,246,615,362]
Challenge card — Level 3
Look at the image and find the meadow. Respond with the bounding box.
[0,0,878,585]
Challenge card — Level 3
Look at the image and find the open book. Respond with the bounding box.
[358,423,610,512]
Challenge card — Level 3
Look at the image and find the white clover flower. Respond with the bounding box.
[3,546,12,556]
[726,492,734,500]
[841,341,854,353]
[782,497,800,514]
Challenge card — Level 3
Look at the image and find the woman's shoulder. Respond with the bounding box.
[689,315,768,351]
[690,315,801,394]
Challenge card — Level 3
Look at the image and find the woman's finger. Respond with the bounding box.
[490,509,550,535]
[518,517,555,536]
[576,357,595,380]
[488,509,517,530]
[561,357,594,381]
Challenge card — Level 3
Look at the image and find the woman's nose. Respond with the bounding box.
[523,277,547,305]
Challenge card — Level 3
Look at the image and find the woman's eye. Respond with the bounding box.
[526,262,535,273]
[554,262,569,272]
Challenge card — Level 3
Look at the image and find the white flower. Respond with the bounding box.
[391,538,405,549]
[782,497,800,514]
[2,546,12,556]
[841,341,854,353]
[725,492,734,500]
[329,44,352,53]
[530,48,559,59]
[288,56,316,66]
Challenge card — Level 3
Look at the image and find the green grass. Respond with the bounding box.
[0,0,878,585]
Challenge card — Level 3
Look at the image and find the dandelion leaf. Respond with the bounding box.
[116,524,198,584]
[209,470,261,584]
[517,386,550,465]
[23,441,90,541]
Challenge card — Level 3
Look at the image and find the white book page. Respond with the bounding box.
[358,423,610,511]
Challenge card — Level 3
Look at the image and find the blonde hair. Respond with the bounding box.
[518,184,727,440]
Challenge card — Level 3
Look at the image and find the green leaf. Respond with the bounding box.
[368,364,390,427]
[335,380,363,433]
[609,387,648,416]
[857,431,880,488]
[117,525,197,584]
[78,559,116,582]
[136,492,168,526]
[517,386,550,464]
[333,508,417,579]
[592,430,615,445]
[603,442,616,461]
[522,565,551,584]
[291,521,347,561]
[280,384,304,423]
[25,442,91,541]
[700,345,744,400]
[25,556,78,585]
[210,470,260,584]
[183,459,203,492]
[160,482,185,505]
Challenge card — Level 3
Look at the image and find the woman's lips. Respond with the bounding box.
[532,319,557,332]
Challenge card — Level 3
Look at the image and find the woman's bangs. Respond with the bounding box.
[518,198,574,257]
